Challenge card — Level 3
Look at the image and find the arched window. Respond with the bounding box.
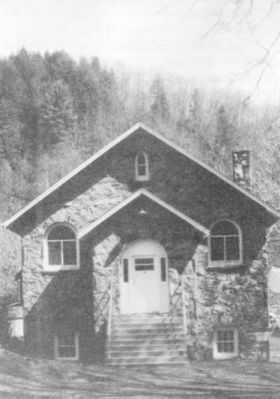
[135,152,149,181]
[45,224,79,271]
[209,220,242,266]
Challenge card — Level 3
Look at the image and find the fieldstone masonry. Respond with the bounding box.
[12,127,277,362]
[265,222,280,359]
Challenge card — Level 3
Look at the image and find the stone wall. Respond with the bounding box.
[184,248,268,360]
[84,202,269,361]
[17,128,276,362]
[22,175,131,363]
[265,222,280,358]
[22,175,130,314]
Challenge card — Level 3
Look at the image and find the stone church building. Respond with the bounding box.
[3,123,280,364]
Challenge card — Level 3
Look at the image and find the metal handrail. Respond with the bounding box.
[168,277,187,335]
[181,275,187,335]
[107,279,114,349]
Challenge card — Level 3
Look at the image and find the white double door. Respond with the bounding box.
[120,254,169,314]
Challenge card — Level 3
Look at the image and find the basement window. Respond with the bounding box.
[135,152,149,181]
[213,328,238,359]
[54,332,79,361]
[44,224,79,271]
[209,220,242,267]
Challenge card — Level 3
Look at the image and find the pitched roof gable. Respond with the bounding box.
[78,188,209,239]
[2,122,280,229]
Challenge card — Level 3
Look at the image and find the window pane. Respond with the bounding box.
[59,346,76,358]
[123,259,129,283]
[211,221,238,235]
[135,265,154,271]
[224,342,229,352]
[224,342,234,353]
[48,241,61,265]
[226,236,240,261]
[63,334,75,346]
[135,258,154,264]
[161,258,166,282]
[137,153,146,165]
[227,330,234,341]
[138,165,147,176]
[217,343,223,353]
[63,241,77,265]
[49,226,75,240]
[211,237,224,261]
[58,333,75,346]
[216,330,235,353]
[221,331,227,341]
[228,342,234,352]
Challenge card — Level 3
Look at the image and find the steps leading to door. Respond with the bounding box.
[106,313,187,365]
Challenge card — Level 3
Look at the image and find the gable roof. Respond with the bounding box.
[78,188,209,239]
[2,122,280,229]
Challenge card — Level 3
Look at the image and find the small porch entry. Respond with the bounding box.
[120,240,169,314]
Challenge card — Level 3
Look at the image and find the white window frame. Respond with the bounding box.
[43,224,80,272]
[54,332,79,361]
[213,327,239,360]
[208,219,242,268]
[135,152,149,181]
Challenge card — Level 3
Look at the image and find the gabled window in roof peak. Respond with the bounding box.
[135,151,149,181]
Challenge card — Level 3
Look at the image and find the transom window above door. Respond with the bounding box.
[135,258,154,271]
[44,224,79,271]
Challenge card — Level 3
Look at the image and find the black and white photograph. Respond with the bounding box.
[1,1,280,397]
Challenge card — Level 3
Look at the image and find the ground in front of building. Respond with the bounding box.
[0,349,280,398]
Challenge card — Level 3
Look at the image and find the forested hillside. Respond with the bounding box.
[0,48,280,223]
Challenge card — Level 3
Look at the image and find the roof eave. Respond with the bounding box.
[3,121,280,229]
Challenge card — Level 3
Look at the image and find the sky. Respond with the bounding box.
[0,0,280,104]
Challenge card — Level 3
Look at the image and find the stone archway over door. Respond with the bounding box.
[120,240,169,314]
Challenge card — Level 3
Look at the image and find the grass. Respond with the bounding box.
[0,350,280,398]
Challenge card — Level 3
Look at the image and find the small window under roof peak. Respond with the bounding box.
[135,152,149,181]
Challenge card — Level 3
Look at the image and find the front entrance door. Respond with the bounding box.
[132,257,160,313]
[120,240,169,314]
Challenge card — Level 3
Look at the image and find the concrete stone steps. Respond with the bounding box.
[106,355,188,365]
[112,316,182,325]
[106,313,187,365]
[109,342,185,350]
[110,334,185,342]
[112,326,183,334]
[108,349,186,358]
[112,319,181,328]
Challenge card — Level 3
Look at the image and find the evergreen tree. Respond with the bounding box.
[150,75,170,122]
[212,105,237,172]
[0,99,23,169]
[39,80,77,150]
[0,48,278,219]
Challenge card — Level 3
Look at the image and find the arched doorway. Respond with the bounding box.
[120,240,169,314]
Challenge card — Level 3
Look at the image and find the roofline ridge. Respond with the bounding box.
[3,122,280,229]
